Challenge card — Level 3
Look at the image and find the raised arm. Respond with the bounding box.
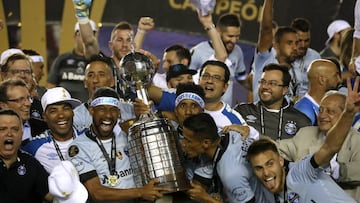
[72,0,100,58]
[314,77,360,167]
[257,0,274,53]
[349,0,360,75]
[134,17,155,51]
[146,84,162,104]
[197,10,227,62]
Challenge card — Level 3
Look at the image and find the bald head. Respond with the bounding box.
[307,59,337,80]
[307,59,341,91]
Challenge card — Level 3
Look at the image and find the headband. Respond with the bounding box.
[175,93,205,108]
[30,55,44,63]
[90,97,120,109]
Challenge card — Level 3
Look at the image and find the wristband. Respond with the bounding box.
[78,17,89,25]
[137,28,146,34]
[204,23,215,31]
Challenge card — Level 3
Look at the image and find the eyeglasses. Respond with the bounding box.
[8,69,32,75]
[200,73,224,82]
[7,96,33,104]
[258,80,285,87]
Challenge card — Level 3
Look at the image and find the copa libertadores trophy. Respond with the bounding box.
[119,32,190,193]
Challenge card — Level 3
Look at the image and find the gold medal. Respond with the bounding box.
[212,192,222,201]
[107,175,119,187]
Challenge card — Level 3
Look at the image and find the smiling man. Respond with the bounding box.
[68,87,168,202]
[251,0,299,103]
[290,18,321,98]
[0,78,48,142]
[151,60,248,131]
[246,78,360,202]
[189,13,247,107]
[72,55,135,135]
[21,87,82,173]
[1,49,44,118]
[278,91,360,201]
[235,63,311,140]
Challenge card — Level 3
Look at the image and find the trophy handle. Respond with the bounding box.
[136,81,149,105]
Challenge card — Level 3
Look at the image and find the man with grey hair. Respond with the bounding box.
[278,90,360,201]
[0,49,43,118]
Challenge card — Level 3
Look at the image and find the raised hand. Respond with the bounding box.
[73,0,92,19]
[133,98,153,118]
[345,76,360,114]
[197,9,213,29]
[190,0,216,16]
[137,17,155,32]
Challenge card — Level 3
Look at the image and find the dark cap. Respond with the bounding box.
[166,64,197,82]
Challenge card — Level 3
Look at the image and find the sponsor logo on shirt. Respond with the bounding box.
[61,72,85,81]
[245,115,257,123]
[71,158,85,172]
[47,152,59,160]
[232,187,248,202]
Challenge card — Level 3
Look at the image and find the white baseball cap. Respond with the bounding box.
[0,48,24,65]
[325,20,351,45]
[48,161,88,203]
[41,87,81,111]
[74,19,97,32]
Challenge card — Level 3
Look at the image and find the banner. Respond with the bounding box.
[103,0,263,43]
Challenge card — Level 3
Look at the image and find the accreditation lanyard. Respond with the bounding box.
[260,105,284,140]
[88,129,117,175]
[51,130,75,161]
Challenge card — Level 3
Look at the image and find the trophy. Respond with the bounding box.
[119,33,190,193]
[119,50,154,107]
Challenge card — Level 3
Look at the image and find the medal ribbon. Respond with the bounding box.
[51,130,76,161]
[88,129,117,176]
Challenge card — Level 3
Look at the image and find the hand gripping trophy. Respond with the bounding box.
[119,33,190,193]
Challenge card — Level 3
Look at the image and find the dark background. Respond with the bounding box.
[2,0,356,104]
[3,0,356,50]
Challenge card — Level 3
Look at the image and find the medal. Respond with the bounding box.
[108,174,119,187]
[212,192,222,201]
[87,130,119,187]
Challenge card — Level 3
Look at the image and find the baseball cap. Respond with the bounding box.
[74,19,97,32]
[325,20,351,45]
[41,87,81,111]
[166,64,197,82]
[48,161,88,203]
[0,48,24,65]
